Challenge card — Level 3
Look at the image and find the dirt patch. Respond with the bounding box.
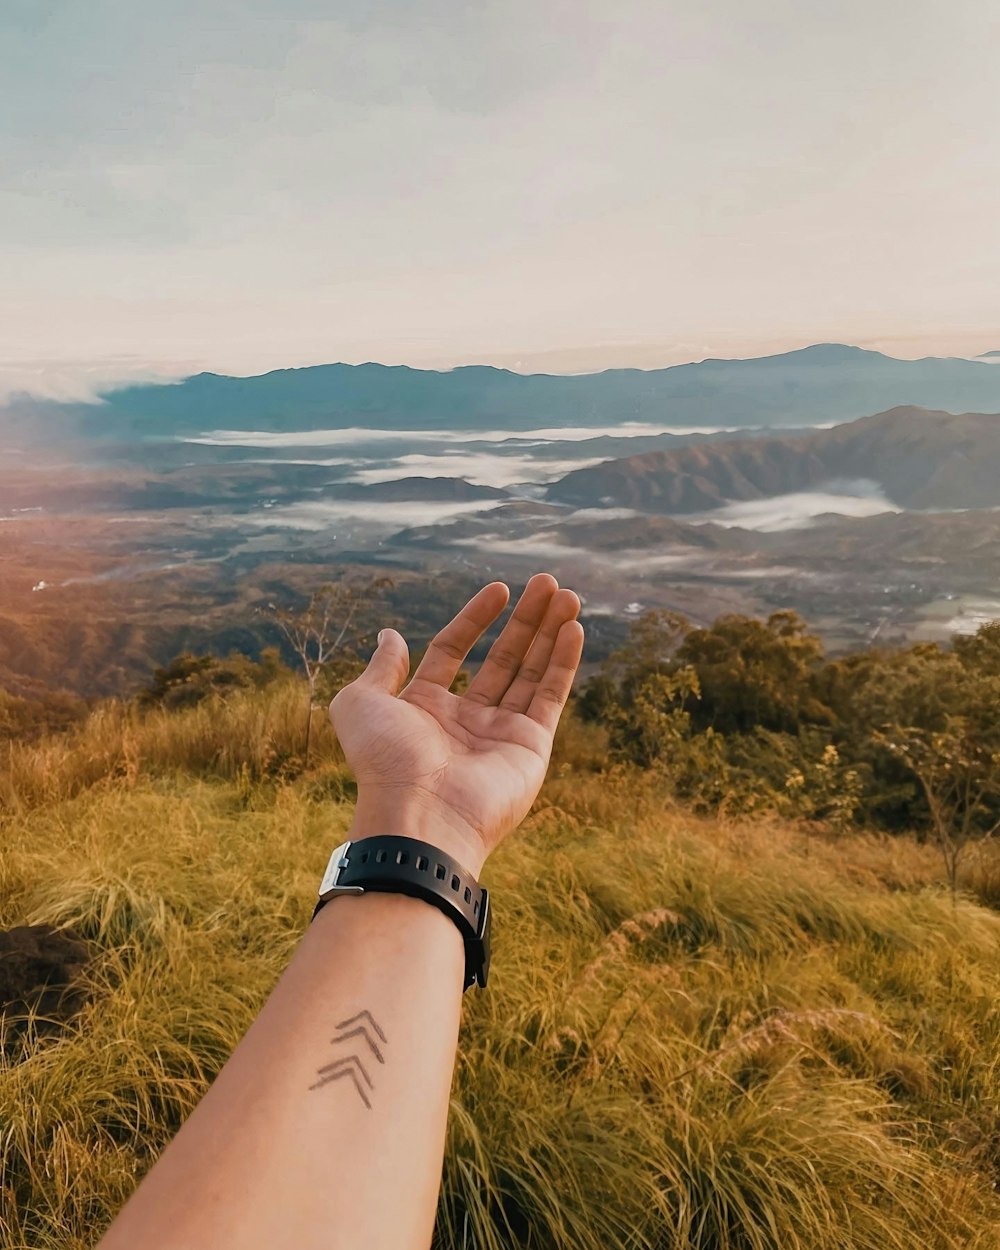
[0,924,91,1028]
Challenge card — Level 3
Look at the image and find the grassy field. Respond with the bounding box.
[3,684,1000,1248]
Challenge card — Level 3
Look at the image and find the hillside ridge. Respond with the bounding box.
[546,405,1000,512]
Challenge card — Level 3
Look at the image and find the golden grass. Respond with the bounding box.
[3,691,1000,1247]
[0,679,345,816]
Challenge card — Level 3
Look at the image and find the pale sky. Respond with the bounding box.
[2,0,999,399]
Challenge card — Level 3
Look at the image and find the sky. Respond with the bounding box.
[2,0,999,399]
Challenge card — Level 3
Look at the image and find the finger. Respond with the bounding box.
[343,627,411,697]
[407,581,510,690]
[525,619,585,735]
[463,573,559,706]
[498,589,581,714]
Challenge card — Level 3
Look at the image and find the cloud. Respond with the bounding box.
[341,451,611,488]
[182,420,717,447]
[694,484,900,532]
[185,428,430,448]
[243,497,497,531]
[562,506,641,521]
[451,531,699,571]
[943,601,1000,635]
[0,356,192,403]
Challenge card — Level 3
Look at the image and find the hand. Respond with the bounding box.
[329,573,585,876]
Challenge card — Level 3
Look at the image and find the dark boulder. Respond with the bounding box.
[0,924,91,1027]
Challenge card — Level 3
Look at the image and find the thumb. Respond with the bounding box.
[353,628,410,695]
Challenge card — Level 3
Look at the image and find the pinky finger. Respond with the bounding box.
[525,619,585,734]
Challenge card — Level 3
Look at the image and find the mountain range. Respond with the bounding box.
[6,344,1000,443]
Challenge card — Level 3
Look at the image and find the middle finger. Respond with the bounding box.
[463,572,559,706]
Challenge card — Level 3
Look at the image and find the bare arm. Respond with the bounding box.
[96,574,584,1250]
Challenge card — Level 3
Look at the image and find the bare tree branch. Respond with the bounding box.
[268,575,394,763]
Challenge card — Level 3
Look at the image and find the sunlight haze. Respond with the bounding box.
[2,0,999,394]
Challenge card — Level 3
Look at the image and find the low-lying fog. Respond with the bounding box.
[187,414,909,542]
[692,483,900,532]
[244,498,498,531]
[182,421,733,448]
[343,452,610,488]
[241,477,901,536]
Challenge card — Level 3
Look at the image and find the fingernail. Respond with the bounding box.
[377,629,386,645]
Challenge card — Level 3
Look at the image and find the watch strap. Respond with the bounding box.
[312,835,491,991]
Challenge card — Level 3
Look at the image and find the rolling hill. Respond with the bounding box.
[546,406,1000,513]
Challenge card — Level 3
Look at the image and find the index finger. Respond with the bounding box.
[407,581,511,690]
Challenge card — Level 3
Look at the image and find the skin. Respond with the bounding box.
[97,573,585,1250]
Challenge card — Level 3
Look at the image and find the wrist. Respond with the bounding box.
[347,791,487,879]
[313,828,492,990]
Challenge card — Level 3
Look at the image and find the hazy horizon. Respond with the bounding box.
[2,0,999,403]
[3,337,1000,406]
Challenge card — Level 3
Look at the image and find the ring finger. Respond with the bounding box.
[497,588,581,714]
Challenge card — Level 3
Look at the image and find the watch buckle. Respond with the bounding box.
[317,839,365,900]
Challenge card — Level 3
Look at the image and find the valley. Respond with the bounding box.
[3,345,1000,697]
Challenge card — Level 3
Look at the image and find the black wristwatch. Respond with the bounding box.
[312,835,491,991]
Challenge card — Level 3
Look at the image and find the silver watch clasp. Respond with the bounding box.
[317,839,366,900]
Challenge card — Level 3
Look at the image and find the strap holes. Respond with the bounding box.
[435,864,447,880]
[463,886,472,903]
[451,874,460,891]
[396,849,408,864]
[416,855,428,870]
[473,899,479,914]
[376,849,388,863]
[361,851,370,863]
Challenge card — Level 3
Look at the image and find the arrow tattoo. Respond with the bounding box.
[309,1009,388,1109]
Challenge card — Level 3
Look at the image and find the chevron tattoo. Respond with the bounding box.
[309,1010,388,1109]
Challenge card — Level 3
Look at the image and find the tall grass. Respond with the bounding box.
[0,679,345,815]
[3,692,1000,1247]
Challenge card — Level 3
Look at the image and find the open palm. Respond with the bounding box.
[330,575,585,875]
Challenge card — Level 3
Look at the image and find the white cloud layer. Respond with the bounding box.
[183,421,722,447]
[243,497,497,531]
[945,601,1000,634]
[0,357,191,404]
[452,531,702,571]
[694,486,901,532]
[341,451,611,487]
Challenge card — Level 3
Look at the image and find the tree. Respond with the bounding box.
[604,608,692,684]
[865,646,1000,900]
[0,688,88,741]
[578,609,691,724]
[270,576,394,764]
[954,620,1000,677]
[783,743,864,832]
[606,667,702,770]
[136,649,286,710]
[676,611,828,735]
[880,717,1000,904]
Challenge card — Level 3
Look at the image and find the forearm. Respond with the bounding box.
[96,572,584,1250]
[98,826,470,1250]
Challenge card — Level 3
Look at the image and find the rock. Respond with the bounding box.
[0,924,91,1027]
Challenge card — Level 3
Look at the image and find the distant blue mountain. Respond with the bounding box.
[5,344,1000,443]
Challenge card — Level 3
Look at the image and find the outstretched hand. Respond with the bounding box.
[329,574,585,876]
